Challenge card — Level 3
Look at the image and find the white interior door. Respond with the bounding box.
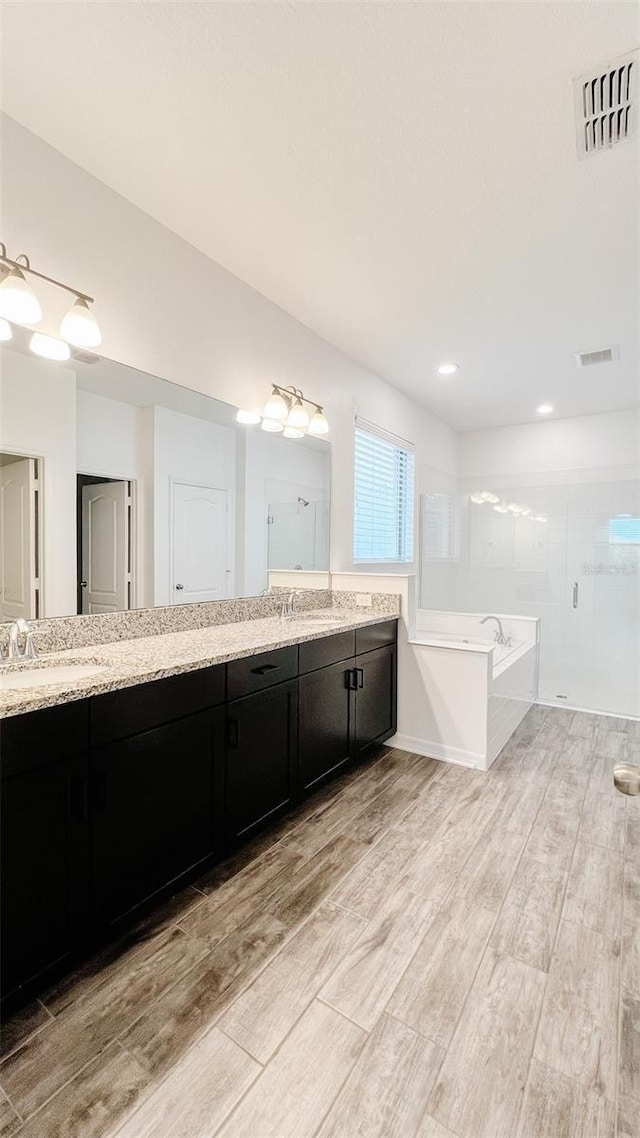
[171,482,229,603]
[81,481,130,613]
[0,458,37,621]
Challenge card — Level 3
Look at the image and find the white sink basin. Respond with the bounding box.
[285,613,345,625]
[0,659,107,691]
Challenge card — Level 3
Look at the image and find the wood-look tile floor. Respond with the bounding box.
[1,706,638,1138]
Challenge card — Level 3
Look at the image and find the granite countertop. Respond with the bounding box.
[0,608,399,719]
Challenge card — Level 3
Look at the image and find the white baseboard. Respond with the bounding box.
[389,733,486,770]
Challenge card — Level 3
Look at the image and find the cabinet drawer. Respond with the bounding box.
[355,619,398,656]
[91,665,225,747]
[0,701,90,779]
[226,646,298,701]
[298,630,356,676]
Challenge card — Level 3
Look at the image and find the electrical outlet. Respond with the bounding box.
[356,593,372,607]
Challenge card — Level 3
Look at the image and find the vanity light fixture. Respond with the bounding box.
[0,265,43,324]
[238,384,329,438]
[437,362,459,376]
[307,407,329,436]
[286,397,310,431]
[29,332,71,362]
[263,389,289,421]
[0,318,12,341]
[0,244,101,348]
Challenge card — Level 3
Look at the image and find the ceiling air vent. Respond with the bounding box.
[574,346,619,368]
[71,349,100,365]
[573,50,638,158]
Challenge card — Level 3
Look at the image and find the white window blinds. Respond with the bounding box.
[353,423,415,563]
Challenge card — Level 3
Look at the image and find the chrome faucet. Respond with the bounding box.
[6,618,37,662]
[281,591,298,619]
[479,615,511,646]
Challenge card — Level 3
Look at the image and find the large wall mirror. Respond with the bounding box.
[0,329,330,620]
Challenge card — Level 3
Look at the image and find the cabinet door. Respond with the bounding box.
[90,709,223,930]
[299,659,354,795]
[353,643,397,761]
[1,754,89,1000]
[226,680,298,844]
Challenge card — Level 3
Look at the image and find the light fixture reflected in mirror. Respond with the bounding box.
[261,418,284,433]
[236,409,262,425]
[0,318,12,342]
[283,426,305,439]
[30,332,71,361]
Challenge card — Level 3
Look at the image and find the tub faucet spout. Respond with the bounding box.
[479,615,508,646]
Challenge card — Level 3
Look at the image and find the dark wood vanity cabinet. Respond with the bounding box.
[90,708,225,930]
[0,620,397,1007]
[225,680,298,844]
[0,704,90,999]
[352,642,398,761]
[298,659,355,793]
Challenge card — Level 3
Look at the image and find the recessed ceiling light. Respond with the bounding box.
[437,362,458,376]
[537,403,553,415]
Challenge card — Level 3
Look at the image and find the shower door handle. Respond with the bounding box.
[572,582,579,609]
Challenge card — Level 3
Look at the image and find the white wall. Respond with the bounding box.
[2,115,458,573]
[459,409,640,485]
[0,348,76,616]
[153,407,236,605]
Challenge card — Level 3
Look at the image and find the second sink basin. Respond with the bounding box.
[0,659,107,691]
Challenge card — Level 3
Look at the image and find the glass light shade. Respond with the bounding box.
[0,318,12,341]
[0,268,43,324]
[263,391,288,420]
[480,491,500,504]
[493,503,510,514]
[286,399,309,430]
[261,418,284,433]
[60,298,101,347]
[307,409,329,436]
[29,332,71,361]
[236,409,262,425]
[284,426,305,439]
[507,503,522,513]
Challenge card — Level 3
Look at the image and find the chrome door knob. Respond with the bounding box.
[80,580,88,588]
[175,583,184,590]
[613,764,640,796]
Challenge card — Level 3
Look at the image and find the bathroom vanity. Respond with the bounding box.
[0,610,397,1008]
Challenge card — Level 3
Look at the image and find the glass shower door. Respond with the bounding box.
[560,479,639,718]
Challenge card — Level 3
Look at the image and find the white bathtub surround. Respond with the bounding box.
[391,609,539,770]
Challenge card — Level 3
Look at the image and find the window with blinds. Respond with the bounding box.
[353,423,415,563]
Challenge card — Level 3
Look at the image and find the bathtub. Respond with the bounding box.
[390,610,540,770]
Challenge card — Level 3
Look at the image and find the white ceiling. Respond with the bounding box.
[1,1,638,431]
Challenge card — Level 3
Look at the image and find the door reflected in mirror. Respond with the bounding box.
[0,327,331,620]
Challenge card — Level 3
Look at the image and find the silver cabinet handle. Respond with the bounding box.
[572,582,578,609]
[175,583,184,590]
